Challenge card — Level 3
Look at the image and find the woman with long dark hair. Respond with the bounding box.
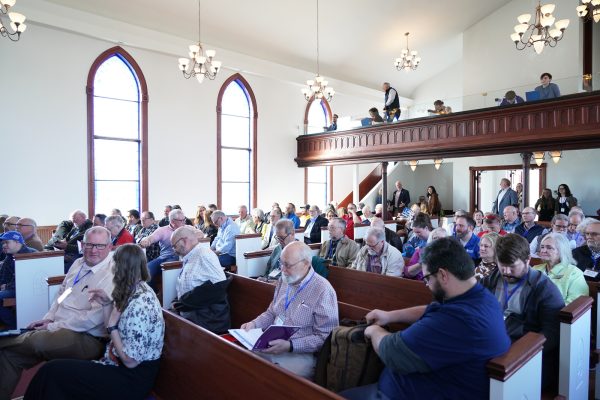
[25,244,164,400]
[426,186,442,217]
[535,188,555,222]
[554,184,577,215]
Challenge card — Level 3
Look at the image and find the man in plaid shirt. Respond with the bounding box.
[135,211,160,262]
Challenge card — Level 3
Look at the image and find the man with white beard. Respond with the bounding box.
[241,241,338,379]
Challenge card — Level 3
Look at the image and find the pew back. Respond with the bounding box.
[235,233,263,277]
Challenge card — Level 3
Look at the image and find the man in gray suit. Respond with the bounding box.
[492,178,519,216]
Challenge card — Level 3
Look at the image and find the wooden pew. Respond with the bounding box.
[153,310,343,400]
[353,223,370,241]
[14,251,64,328]
[294,228,306,242]
[235,233,263,277]
[320,226,329,243]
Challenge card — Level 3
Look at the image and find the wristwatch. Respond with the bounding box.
[106,325,119,334]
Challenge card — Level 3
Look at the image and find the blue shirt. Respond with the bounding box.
[284,213,300,229]
[378,284,510,400]
[462,233,480,260]
[211,217,240,257]
[502,218,520,233]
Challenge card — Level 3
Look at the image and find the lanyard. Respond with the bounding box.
[327,239,339,260]
[284,271,315,311]
[502,275,526,310]
[73,265,92,287]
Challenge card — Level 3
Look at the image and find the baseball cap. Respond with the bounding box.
[0,231,25,244]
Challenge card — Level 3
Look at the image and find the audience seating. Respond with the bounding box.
[36,225,55,245]
[234,233,263,277]
[294,228,305,242]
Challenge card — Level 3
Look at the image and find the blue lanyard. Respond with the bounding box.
[73,265,92,287]
[327,239,339,260]
[502,275,526,310]
[284,271,315,311]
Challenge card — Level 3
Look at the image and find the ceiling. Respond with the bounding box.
[46,0,512,97]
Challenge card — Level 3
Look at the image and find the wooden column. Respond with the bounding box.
[382,162,388,220]
[521,153,532,208]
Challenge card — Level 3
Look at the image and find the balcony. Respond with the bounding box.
[295,91,600,167]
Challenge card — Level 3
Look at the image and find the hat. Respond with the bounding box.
[0,231,25,244]
[484,214,501,223]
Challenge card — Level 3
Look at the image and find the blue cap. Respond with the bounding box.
[0,231,25,244]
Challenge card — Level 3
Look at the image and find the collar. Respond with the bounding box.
[81,254,112,274]
[540,262,567,277]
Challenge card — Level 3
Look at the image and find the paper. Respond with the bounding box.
[584,269,599,278]
[0,329,22,337]
[228,325,300,351]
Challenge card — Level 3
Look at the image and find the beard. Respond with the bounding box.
[431,281,446,303]
[283,273,301,285]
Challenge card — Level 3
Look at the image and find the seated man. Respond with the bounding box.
[342,238,510,400]
[53,210,93,272]
[514,207,545,243]
[139,209,189,284]
[352,228,403,276]
[0,226,115,399]
[235,205,254,233]
[15,217,44,251]
[453,215,480,261]
[210,210,240,270]
[501,206,521,233]
[43,219,74,250]
[573,218,600,278]
[303,205,328,244]
[477,213,507,237]
[283,203,301,229]
[134,211,160,262]
[170,226,230,333]
[499,90,524,106]
[318,217,359,268]
[126,209,143,237]
[0,231,37,329]
[481,234,564,389]
[371,218,403,252]
[104,215,134,247]
[427,99,452,115]
[158,205,172,227]
[92,213,106,227]
[566,211,585,247]
[262,207,282,250]
[241,242,339,379]
[259,219,296,282]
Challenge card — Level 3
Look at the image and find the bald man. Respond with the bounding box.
[170,226,230,333]
[16,217,44,251]
[502,206,520,233]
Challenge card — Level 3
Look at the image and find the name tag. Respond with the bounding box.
[275,315,285,326]
[57,287,73,304]
[584,269,599,278]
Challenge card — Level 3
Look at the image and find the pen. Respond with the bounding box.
[81,285,89,292]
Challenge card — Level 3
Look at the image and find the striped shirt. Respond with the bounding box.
[251,267,339,353]
[176,244,226,298]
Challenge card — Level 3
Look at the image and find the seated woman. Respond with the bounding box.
[105,215,134,248]
[533,233,588,305]
[474,232,500,281]
[193,205,206,229]
[369,107,384,124]
[245,208,266,236]
[534,72,560,100]
[201,209,218,244]
[25,244,164,400]
[337,207,355,240]
[427,99,452,115]
[403,227,447,280]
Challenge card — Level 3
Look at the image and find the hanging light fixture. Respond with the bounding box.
[510,1,569,54]
[302,0,335,102]
[0,0,27,42]
[532,152,545,166]
[178,0,222,83]
[433,159,443,170]
[409,160,419,172]
[549,150,562,163]
[577,0,600,23]
[395,32,421,71]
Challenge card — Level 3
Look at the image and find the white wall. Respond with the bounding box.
[409,58,464,116]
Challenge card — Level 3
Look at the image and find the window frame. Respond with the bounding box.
[216,73,258,211]
[303,96,333,204]
[86,46,148,217]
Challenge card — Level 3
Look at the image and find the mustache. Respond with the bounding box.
[502,274,519,280]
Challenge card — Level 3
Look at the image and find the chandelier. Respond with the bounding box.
[532,151,562,166]
[577,0,600,23]
[510,1,569,54]
[0,0,27,42]
[302,0,335,102]
[395,32,421,71]
[177,0,222,83]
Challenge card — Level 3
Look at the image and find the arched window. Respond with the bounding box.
[304,98,332,209]
[86,47,148,216]
[217,74,257,214]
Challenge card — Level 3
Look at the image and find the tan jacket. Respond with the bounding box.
[351,242,404,277]
[319,236,359,268]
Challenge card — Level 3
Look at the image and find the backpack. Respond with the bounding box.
[314,319,384,393]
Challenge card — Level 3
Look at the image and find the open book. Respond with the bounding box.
[228,325,300,351]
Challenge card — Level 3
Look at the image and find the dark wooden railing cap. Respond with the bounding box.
[235,233,262,239]
[487,332,546,381]
[559,296,593,324]
[308,243,321,250]
[161,261,183,271]
[383,220,396,225]
[15,250,64,260]
[245,249,273,259]
[295,228,305,233]
[47,275,66,285]
[321,226,328,231]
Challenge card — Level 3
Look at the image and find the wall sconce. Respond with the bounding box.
[549,150,562,163]
[434,159,443,170]
[409,160,418,171]
[532,151,545,166]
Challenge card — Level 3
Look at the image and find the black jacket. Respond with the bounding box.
[64,219,93,255]
[573,245,599,276]
[304,215,329,244]
[390,189,410,211]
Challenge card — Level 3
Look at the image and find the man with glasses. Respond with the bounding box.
[210,210,240,270]
[135,211,160,262]
[262,207,282,250]
[318,217,359,268]
[303,205,328,245]
[352,228,403,276]
[259,219,296,282]
[342,238,510,400]
[482,234,563,389]
[15,217,44,251]
[140,209,191,287]
[515,207,544,243]
[169,226,230,333]
[572,219,600,279]
[0,226,115,399]
[566,211,585,247]
[241,241,338,379]
[529,214,573,257]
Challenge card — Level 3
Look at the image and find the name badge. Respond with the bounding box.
[275,315,285,326]
[584,269,599,278]
[57,287,73,304]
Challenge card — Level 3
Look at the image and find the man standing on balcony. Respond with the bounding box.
[382,82,400,122]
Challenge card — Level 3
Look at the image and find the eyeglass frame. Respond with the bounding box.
[422,270,439,285]
[83,242,109,250]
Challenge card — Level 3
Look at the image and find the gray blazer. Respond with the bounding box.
[492,188,518,215]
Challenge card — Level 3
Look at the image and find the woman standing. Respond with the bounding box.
[25,244,165,400]
[555,184,577,216]
[515,183,523,210]
[474,232,500,281]
[426,186,442,217]
[535,188,555,221]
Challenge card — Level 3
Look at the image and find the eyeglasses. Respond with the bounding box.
[15,224,33,228]
[3,222,17,227]
[585,232,600,238]
[280,259,304,269]
[366,240,384,249]
[83,243,108,250]
[423,270,439,285]
[552,224,568,230]
[171,218,186,223]
[172,237,186,248]
[276,233,291,242]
